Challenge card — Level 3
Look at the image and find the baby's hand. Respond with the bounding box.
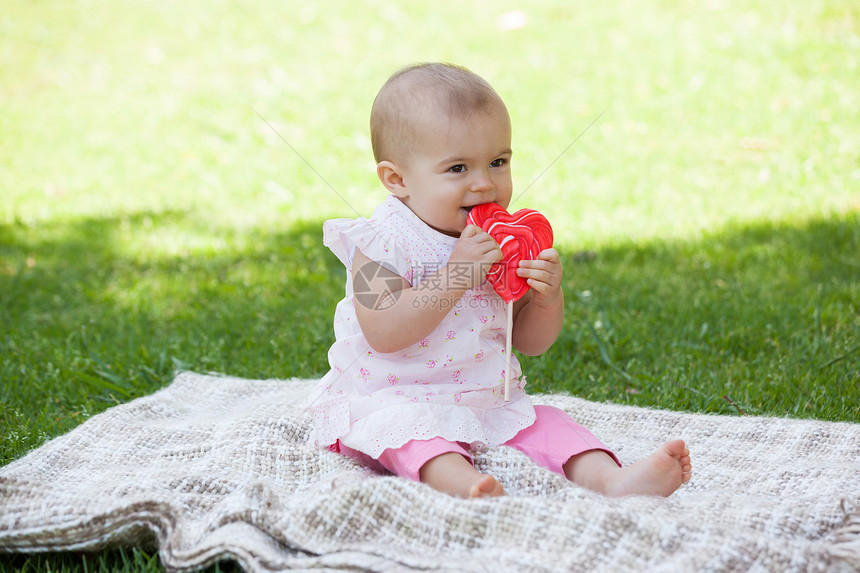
[448,225,503,291]
[517,248,563,308]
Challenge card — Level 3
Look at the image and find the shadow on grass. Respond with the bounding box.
[529,211,859,421]
[1,209,858,465]
[0,547,242,573]
[0,211,343,462]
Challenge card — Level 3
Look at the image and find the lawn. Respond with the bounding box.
[2,0,858,570]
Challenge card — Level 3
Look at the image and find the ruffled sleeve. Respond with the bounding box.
[323,200,416,283]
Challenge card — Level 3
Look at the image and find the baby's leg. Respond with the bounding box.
[419,452,505,498]
[505,406,690,497]
[564,440,692,497]
[375,437,505,498]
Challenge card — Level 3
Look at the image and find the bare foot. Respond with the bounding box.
[469,473,506,498]
[604,440,692,497]
[564,440,692,497]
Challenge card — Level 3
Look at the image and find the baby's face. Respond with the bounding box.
[396,106,513,237]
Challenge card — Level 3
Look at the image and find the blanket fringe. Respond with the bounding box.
[830,503,860,568]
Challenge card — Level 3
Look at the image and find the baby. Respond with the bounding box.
[308,62,691,498]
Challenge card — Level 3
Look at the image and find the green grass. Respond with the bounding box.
[2,0,859,570]
[536,215,860,419]
[1,549,242,573]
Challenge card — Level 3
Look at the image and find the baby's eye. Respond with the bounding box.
[490,158,507,168]
[448,164,467,173]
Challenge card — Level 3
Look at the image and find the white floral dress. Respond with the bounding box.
[307,195,536,458]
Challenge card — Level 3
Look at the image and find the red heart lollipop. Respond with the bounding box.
[467,203,554,302]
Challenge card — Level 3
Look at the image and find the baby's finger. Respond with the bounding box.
[460,224,482,238]
[536,248,560,262]
[484,241,503,262]
[474,233,502,255]
[517,266,556,288]
[463,225,500,247]
[518,257,561,277]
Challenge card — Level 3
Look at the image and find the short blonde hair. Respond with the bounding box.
[370,63,508,163]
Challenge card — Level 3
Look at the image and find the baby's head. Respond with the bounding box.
[370,63,514,236]
[370,63,509,165]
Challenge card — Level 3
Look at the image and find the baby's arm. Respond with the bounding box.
[510,248,564,356]
[353,225,502,353]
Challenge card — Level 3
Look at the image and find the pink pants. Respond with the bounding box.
[331,405,621,481]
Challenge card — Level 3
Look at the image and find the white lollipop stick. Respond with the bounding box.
[504,299,513,401]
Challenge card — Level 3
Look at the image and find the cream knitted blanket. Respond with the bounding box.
[1,372,858,572]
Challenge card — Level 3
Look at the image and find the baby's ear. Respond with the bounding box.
[376,161,408,198]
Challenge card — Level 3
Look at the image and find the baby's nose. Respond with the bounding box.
[470,171,494,192]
